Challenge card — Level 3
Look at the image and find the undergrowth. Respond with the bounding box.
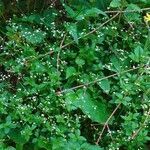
[0,0,150,149]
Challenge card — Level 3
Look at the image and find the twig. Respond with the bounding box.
[96,103,121,145]
[61,12,120,49]
[131,127,142,140]
[105,7,150,14]
[57,66,143,94]
[57,34,67,72]
[106,124,113,140]
[24,7,150,62]
[26,12,120,62]
[130,34,150,140]
[52,0,57,6]
[131,109,150,140]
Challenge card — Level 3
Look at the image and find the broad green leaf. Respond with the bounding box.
[30,61,46,73]
[6,147,16,150]
[37,136,52,149]
[9,129,27,145]
[134,46,144,60]
[77,90,109,123]
[98,79,110,93]
[76,7,107,20]
[65,23,78,44]
[20,27,46,44]
[81,143,104,150]
[96,0,111,10]
[65,90,109,123]
[42,9,57,27]
[66,67,76,78]
[110,0,121,8]
[63,4,76,18]
[6,115,11,123]
[65,91,78,111]
[85,8,107,17]
[75,57,85,66]
[124,4,141,22]
[21,14,41,24]
[129,46,144,62]
[110,55,121,72]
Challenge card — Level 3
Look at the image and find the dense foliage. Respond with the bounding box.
[0,0,150,149]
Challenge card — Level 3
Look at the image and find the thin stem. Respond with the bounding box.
[24,7,150,62]
[96,103,121,145]
[131,109,150,140]
[106,124,113,140]
[57,34,67,72]
[61,12,120,49]
[57,66,143,94]
[26,12,120,62]
[105,7,150,14]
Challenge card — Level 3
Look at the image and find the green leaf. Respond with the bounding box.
[75,57,85,66]
[65,90,109,123]
[110,55,121,72]
[20,27,46,44]
[21,14,41,24]
[63,4,76,18]
[66,67,76,78]
[129,46,144,62]
[96,0,111,10]
[37,136,52,149]
[124,4,141,22]
[6,116,11,123]
[76,7,107,20]
[134,46,144,59]
[30,61,46,73]
[6,147,16,150]
[98,79,110,93]
[42,9,57,27]
[81,143,104,150]
[9,129,27,145]
[85,8,107,17]
[66,23,78,44]
[65,92,79,111]
[110,0,121,8]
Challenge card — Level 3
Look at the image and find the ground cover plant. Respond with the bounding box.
[0,0,150,149]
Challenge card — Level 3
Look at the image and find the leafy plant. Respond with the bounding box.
[0,0,149,149]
